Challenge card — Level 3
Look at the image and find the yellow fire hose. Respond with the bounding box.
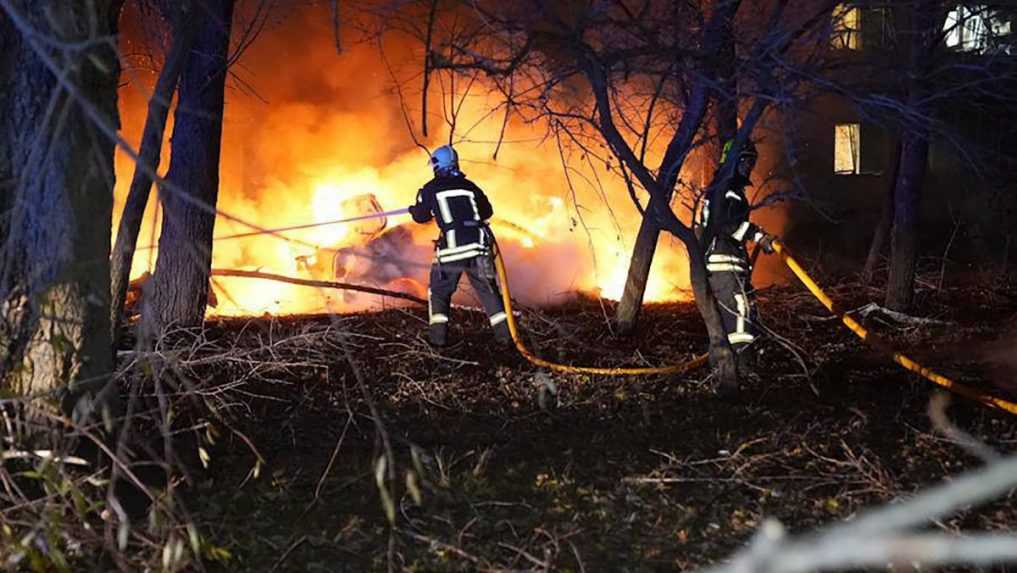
[493,247,709,376]
[491,236,1017,417]
[771,239,1017,417]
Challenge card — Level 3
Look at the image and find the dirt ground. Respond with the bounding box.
[144,272,1017,572]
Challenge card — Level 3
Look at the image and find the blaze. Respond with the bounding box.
[112,7,775,317]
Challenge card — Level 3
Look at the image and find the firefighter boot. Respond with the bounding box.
[493,321,512,346]
[735,345,758,380]
[714,358,740,399]
[428,323,448,347]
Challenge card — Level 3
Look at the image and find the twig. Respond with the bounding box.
[268,535,308,573]
[938,216,961,290]
[498,541,550,569]
[568,540,587,573]
[403,530,483,565]
[421,0,438,137]
[331,0,342,54]
[307,413,354,511]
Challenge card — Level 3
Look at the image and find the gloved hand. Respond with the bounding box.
[408,203,426,222]
[757,233,776,254]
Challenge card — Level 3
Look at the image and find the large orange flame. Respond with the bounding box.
[113,7,781,317]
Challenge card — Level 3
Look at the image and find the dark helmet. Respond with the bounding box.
[720,139,759,164]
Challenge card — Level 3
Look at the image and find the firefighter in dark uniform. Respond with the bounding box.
[409,145,512,347]
[699,140,775,371]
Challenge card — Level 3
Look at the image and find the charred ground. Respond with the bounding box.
[123,271,1017,572]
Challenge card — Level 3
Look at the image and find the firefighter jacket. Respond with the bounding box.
[410,174,494,263]
[699,174,766,274]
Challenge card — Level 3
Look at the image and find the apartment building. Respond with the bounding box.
[778,2,1017,270]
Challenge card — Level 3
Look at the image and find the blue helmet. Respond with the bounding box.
[429,145,460,175]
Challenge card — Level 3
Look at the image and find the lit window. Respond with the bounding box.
[832,4,861,50]
[834,124,861,175]
[944,5,1014,53]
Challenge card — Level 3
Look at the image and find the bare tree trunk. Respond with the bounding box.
[713,9,739,147]
[614,224,663,333]
[0,0,123,423]
[885,0,938,311]
[614,78,712,334]
[862,141,902,284]
[885,133,929,310]
[671,225,738,391]
[147,0,235,333]
[110,2,197,346]
[0,12,12,248]
[614,2,738,335]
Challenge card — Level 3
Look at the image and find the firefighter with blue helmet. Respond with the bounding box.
[698,139,775,373]
[409,145,511,347]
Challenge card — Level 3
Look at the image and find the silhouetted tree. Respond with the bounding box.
[862,142,901,284]
[110,0,198,343]
[146,0,236,333]
[0,0,123,423]
[884,0,940,311]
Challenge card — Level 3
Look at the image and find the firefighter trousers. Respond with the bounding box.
[427,255,511,346]
[708,268,758,355]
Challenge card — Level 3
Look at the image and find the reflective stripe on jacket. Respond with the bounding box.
[410,174,494,263]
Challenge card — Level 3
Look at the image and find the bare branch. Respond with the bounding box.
[209,268,428,306]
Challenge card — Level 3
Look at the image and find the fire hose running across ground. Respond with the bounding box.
[769,239,1017,416]
[490,238,709,376]
[205,206,1017,416]
[492,235,1017,416]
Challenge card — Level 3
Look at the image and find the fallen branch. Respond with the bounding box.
[209,268,427,306]
[853,302,952,326]
[698,454,1017,573]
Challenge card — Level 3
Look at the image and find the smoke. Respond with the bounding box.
[113,4,782,316]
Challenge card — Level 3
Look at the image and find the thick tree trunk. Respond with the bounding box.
[0,13,12,247]
[885,133,929,310]
[885,0,938,311]
[0,0,122,423]
[110,2,197,346]
[147,0,235,333]
[862,141,902,284]
[672,225,738,391]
